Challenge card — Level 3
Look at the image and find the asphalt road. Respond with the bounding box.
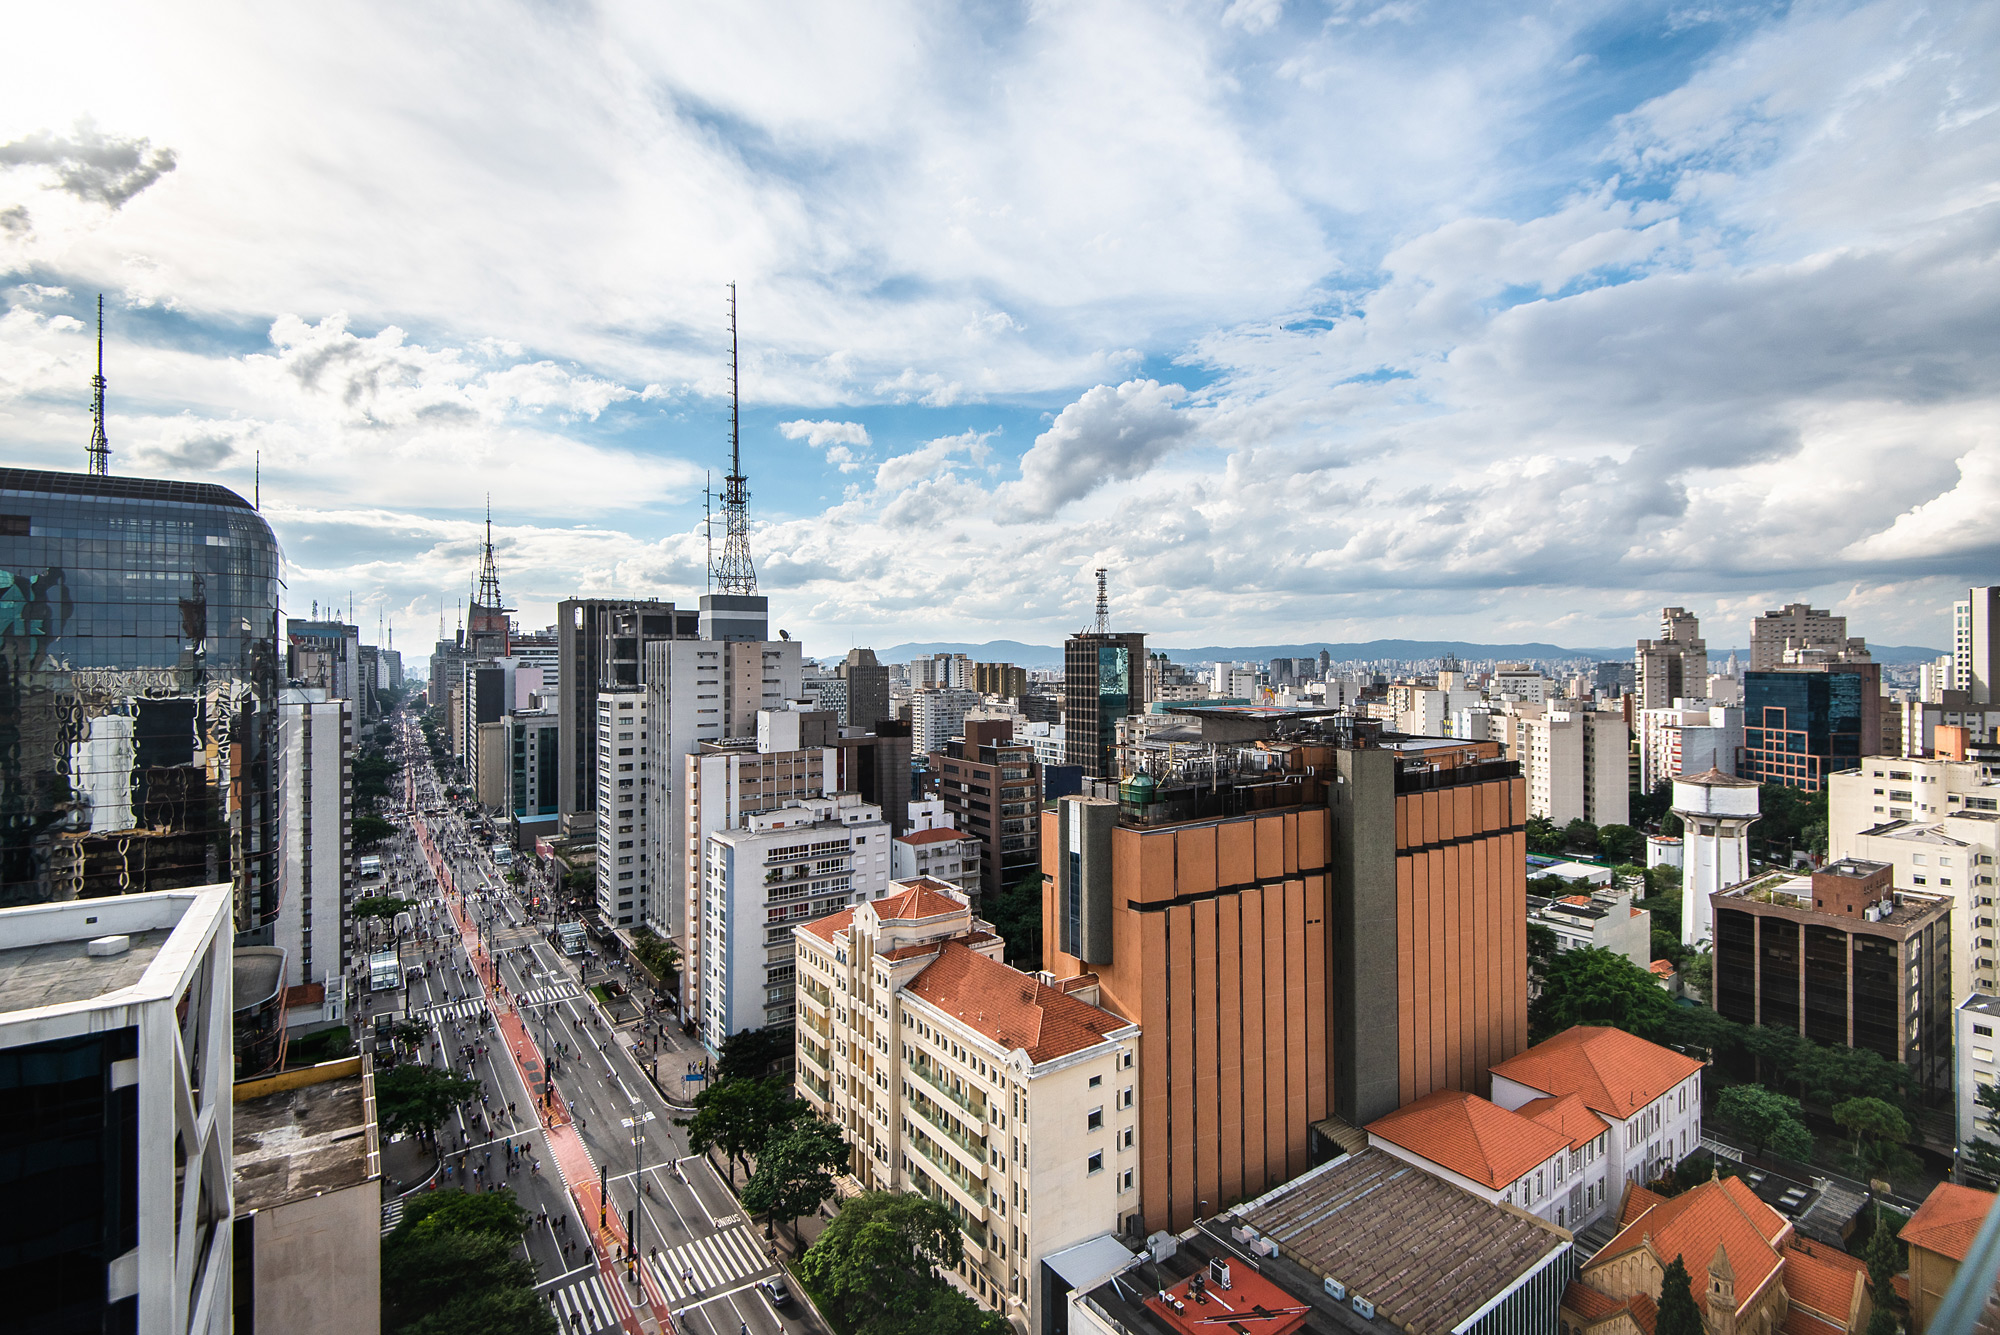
[359,716,816,1335]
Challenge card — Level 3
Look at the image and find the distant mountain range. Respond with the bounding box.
[873,638,1947,669]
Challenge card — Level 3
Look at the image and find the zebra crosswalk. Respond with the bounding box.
[541,1269,620,1335]
[380,1197,404,1235]
[647,1224,772,1303]
[417,997,488,1023]
[518,983,583,1008]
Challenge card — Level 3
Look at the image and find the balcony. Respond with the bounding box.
[909,1058,987,1128]
[910,1093,987,1166]
[908,1131,985,1201]
[798,1040,831,1075]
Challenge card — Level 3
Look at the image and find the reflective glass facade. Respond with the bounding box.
[0,468,281,922]
[1740,666,1878,790]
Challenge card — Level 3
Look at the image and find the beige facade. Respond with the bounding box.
[796,882,1139,1332]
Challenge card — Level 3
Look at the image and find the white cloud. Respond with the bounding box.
[1002,380,1194,518]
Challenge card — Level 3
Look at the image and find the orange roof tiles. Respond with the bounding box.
[872,880,966,921]
[1563,1284,1625,1321]
[1781,1238,1867,1323]
[906,941,1129,1063]
[1622,1184,1669,1224]
[1366,1089,1570,1189]
[797,907,854,943]
[1780,1308,1845,1335]
[1563,894,1593,906]
[1899,1182,1998,1263]
[1515,1093,1610,1150]
[896,826,969,846]
[1650,960,1676,976]
[1489,1025,1704,1119]
[1594,1177,1790,1312]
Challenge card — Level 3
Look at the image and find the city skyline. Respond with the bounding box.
[3,3,1997,652]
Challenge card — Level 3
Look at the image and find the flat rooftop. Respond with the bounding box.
[1235,1149,1570,1335]
[233,1067,378,1213]
[0,929,173,1014]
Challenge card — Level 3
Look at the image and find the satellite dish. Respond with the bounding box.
[779,629,791,640]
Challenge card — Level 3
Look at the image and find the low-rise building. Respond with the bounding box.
[231,1056,382,1335]
[1366,1087,1611,1231]
[795,882,1139,1329]
[893,824,981,898]
[1529,886,1652,971]
[929,719,1041,909]
[1489,1025,1703,1216]
[1898,1180,1997,1334]
[1711,861,1954,1102]
[699,792,888,1049]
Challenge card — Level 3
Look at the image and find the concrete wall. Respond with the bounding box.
[249,1180,381,1335]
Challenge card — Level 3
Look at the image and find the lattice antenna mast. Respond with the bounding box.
[87,294,110,475]
[1094,568,1109,635]
[476,493,506,609]
[712,283,758,595]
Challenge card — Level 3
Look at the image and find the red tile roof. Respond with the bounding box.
[906,942,1129,1063]
[797,907,854,943]
[1489,1025,1704,1119]
[1593,1177,1790,1312]
[1899,1182,1998,1263]
[1650,960,1676,977]
[1367,1089,1570,1189]
[896,826,970,846]
[1563,1283,1625,1321]
[1780,1308,1845,1335]
[1515,1093,1610,1149]
[1782,1238,1867,1324]
[872,880,966,921]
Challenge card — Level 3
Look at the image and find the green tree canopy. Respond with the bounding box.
[375,1065,481,1140]
[1564,819,1600,853]
[1656,1255,1705,1335]
[1716,1085,1815,1161]
[987,870,1043,971]
[353,813,396,849]
[1963,1082,2000,1185]
[798,1191,980,1335]
[399,1187,528,1240]
[742,1117,851,1241]
[1863,1205,1907,1324]
[1597,824,1644,864]
[1529,946,1673,1041]
[675,1075,807,1180]
[1526,816,1565,855]
[353,895,412,920]
[715,1027,792,1082]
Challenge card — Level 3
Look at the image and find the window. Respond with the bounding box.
[1087,1108,1103,1131]
[1120,1169,1132,1191]
[1122,1126,1133,1148]
[1087,1153,1103,1175]
[1088,1074,1102,1088]
[1122,1087,1134,1108]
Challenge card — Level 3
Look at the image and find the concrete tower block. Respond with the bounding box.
[1672,768,1760,949]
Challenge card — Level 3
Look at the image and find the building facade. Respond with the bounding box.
[594,689,651,927]
[1956,993,1999,1183]
[1063,631,1147,779]
[555,597,690,818]
[275,688,353,1009]
[0,468,284,930]
[698,793,888,1048]
[505,708,561,846]
[1749,602,1866,672]
[795,882,1139,1329]
[929,719,1042,907]
[0,884,236,1334]
[1367,1087,1612,1231]
[1741,663,1883,789]
[1636,607,1707,711]
[1711,861,1953,1102]
[892,825,982,898]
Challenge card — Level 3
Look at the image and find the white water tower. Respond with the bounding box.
[1672,769,1760,948]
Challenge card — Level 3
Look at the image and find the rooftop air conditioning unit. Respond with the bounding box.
[1210,1258,1233,1290]
[1325,1278,1348,1301]
[1148,1231,1179,1265]
[1250,1237,1278,1258]
[1352,1295,1377,1320]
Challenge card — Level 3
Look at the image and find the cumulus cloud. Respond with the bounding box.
[1001,380,1194,518]
[873,428,993,494]
[780,418,870,472]
[0,121,177,210]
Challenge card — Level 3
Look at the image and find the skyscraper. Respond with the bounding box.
[554,598,691,817]
[1747,602,1866,671]
[0,468,282,927]
[1740,661,1882,789]
[1958,587,2000,704]
[1635,606,1707,710]
[835,647,890,730]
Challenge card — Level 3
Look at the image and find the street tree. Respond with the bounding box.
[375,1065,481,1141]
[353,895,412,920]
[1963,1082,2000,1184]
[1564,818,1600,853]
[1529,946,1673,1041]
[797,1191,972,1334]
[1525,816,1565,855]
[675,1076,806,1181]
[382,1201,553,1335]
[1832,1097,1917,1181]
[1597,824,1644,864]
[1656,1256,1704,1335]
[1863,1205,1906,1334]
[400,1186,529,1239]
[1717,1086,1815,1161]
[742,1117,851,1242]
[715,1027,790,1081]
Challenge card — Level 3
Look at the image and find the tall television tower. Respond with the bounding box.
[711,283,758,596]
[87,295,110,475]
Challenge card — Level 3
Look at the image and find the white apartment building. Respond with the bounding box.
[1895,698,2000,760]
[1637,608,1707,711]
[795,882,1140,1329]
[1015,721,1070,773]
[1519,709,1629,827]
[0,885,236,1335]
[1957,993,2000,1185]
[1639,700,1742,796]
[912,687,982,755]
[594,689,651,928]
[1489,1025,1704,1219]
[893,824,982,897]
[1830,757,2000,1000]
[679,717,838,1027]
[1748,602,1864,671]
[642,636,803,940]
[699,793,889,1049]
[1529,885,1652,970]
[276,687,352,1025]
[1492,664,1549,704]
[1367,1088,1612,1232]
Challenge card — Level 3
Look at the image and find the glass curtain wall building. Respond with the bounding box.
[0,468,282,929]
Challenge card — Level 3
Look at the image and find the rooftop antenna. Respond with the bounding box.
[703,468,714,594]
[711,283,758,595]
[87,294,110,475]
[475,493,506,610]
[1094,568,1109,635]
[254,450,260,509]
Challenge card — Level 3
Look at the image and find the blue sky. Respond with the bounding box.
[2,0,1996,662]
